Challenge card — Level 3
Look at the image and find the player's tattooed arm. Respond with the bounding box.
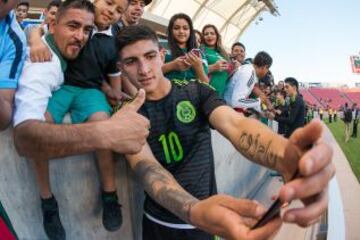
[209,106,301,177]
[133,159,199,223]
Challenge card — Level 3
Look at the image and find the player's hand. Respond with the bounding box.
[190,195,282,240]
[279,120,335,227]
[100,89,150,154]
[30,38,52,62]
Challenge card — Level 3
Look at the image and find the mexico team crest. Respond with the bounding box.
[176,101,196,123]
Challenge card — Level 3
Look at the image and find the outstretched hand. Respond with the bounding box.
[190,195,282,240]
[280,119,335,227]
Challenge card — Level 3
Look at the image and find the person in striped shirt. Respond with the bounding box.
[224,51,274,114]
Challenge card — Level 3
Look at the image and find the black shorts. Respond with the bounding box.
[142,215,214,240]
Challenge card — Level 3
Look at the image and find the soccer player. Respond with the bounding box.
[117,25,335,240]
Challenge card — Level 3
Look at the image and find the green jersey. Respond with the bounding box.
[164,49,208,81]
[203,46,229,97]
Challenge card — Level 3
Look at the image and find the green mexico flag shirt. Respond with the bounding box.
[139,79,226,224]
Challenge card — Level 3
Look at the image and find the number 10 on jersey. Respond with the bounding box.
[158,132,184,164]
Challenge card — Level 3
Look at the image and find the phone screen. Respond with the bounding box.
[251,198,282,229]
[191,49,201,57]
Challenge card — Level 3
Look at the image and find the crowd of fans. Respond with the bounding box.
[0,1,335,240]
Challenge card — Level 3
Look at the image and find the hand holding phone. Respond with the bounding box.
[191,48,202,58]
[251,170,300,229]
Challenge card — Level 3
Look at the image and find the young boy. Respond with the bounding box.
[116,25,334,240]
[27,0,129,237]
[15,1,29,28]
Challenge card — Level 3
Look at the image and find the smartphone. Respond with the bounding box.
[251,170,300,229]
[251,198,282,229]
[191,48,202,57]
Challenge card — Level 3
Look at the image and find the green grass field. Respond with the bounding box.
[326,120,360,183]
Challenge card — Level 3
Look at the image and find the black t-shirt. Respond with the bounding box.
[275,94,305,138]
[139,79,226,224]
[64,27,120,89]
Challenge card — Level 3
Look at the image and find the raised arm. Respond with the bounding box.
[14,90,150,160]
[28,26,52,62]
[210,105,294,175]
[126,143,282,240]
[210,105,335,227]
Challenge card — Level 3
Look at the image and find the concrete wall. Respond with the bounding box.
[0,128,272,240]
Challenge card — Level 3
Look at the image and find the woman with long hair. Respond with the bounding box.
[202,24,230,97]
[162,13,208,83]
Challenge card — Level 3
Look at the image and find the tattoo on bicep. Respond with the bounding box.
[134,160,199,223]
[238,131,281,168]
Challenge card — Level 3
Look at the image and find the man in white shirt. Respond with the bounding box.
[224,51,273,113]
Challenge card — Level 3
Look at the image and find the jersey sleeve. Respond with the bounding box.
[198,81,226,118]
[14,59,62,126]
[106,54,121,77]
[0,32,26,89]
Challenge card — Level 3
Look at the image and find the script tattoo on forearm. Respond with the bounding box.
[134,160,199,223]
[238,131,282,169]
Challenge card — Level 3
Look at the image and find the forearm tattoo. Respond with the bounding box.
[134,160,199,223]
[238,131,282,169]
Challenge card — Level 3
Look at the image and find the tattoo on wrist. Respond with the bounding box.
[238,131,281,168]
[134,160,199,223]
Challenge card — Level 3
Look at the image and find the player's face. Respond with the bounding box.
[50,8,94,59]
[120,39,165,95]
[0,0,18,20]
[123,0,145,25]
[172,18,190,47]
[94,0,128,29]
